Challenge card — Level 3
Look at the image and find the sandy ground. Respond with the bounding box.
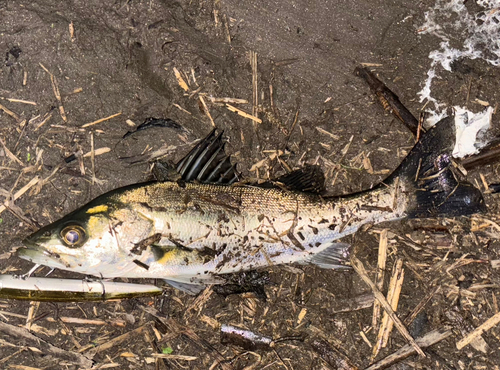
[1,0,500,369]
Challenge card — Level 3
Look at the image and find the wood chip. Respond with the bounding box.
[351,256,425,357]
[297,308,307,325]
[206,96,248,104]
[81,147,110,158]
[69,21,75,42]
[361,63,383,67]
[316,127,339,140]
[363,154,374,174]
[173,67,189,91]
[474,98,490,106]
[456,311,500,350]
[226,104,262,123]
[82,112,122,128]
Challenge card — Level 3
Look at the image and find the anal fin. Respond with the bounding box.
[303,242,351,269]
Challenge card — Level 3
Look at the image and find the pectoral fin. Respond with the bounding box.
[163,279,206,295]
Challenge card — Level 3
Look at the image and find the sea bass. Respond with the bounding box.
[19,117,486,294]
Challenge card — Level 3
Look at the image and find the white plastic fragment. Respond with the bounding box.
[452,106,493,158]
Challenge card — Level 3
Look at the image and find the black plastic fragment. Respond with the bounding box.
[8,46,22,59]
[64,154,77,163]
[489,183,500,194]
[122,117,184,139]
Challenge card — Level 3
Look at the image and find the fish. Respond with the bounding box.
[18,116,486,294]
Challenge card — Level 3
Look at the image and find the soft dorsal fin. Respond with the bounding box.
[175,129,240,184]
[275,165,326,194]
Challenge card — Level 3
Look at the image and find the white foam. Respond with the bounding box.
[417,0,500,112]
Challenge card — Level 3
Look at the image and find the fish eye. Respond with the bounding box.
[60,225,86,247]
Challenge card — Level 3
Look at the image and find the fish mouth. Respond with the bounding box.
[17,242,68,270]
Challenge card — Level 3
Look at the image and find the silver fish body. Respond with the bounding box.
[21,180,405,282]
[19,118,486,292]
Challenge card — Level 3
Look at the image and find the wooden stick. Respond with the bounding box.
[372,229,388,328]
[90,131,96,185]
[82,112,122,128]
[311,339,359,370]
[0,320,92,368]
[365,327,451,370]
[0,176,40,215]
[456,311,500,349]
[85,322,153,357]
[0,137,24,166]
[199,95,215,127]
[404,285,441,326]
[251,50,258,118]
[5,98,37,105]
[351,256,425,357]
[226,103,262,123]
[381,259,404,347]
[0,102,21,121]
[152,354,198,361]
[50,74,67,122]
[354,67,419,136]
[372,258,404,360]
[34,111,53,131]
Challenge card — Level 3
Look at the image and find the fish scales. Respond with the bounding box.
[93,180,408,280]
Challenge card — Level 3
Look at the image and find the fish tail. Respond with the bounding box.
[388,116,486,217]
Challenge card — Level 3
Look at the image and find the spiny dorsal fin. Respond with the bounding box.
[175,129,240,184]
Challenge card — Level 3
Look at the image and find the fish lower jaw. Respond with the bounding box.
[17,247,69,270]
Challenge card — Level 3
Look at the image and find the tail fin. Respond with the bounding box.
[387,116,486,218]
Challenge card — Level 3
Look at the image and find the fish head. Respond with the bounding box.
[18,198,155,276]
